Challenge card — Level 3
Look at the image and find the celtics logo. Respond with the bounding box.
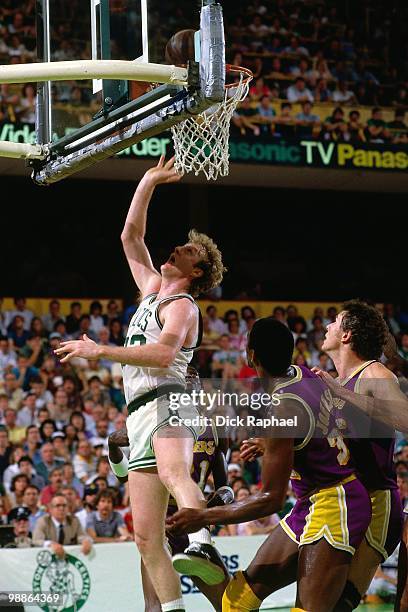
[33,551,91,612]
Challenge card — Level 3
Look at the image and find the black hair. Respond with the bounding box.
[18,455,33,466]
[341,300,387,360]
[248,317,294,375]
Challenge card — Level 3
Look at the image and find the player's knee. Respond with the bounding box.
[133,529,163,558]
[222,571,261,611]
[333,580,362,612]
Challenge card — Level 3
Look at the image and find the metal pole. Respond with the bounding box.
[35,0,52,144]
[0,60,188,85]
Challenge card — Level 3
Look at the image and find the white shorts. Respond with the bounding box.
[127,393,202,471]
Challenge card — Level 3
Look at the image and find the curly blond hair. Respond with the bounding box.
[188,229,226,297]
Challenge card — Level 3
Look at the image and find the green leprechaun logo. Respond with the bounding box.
[32,550,91,611]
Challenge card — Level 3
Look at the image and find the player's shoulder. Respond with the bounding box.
[361,360,397,381]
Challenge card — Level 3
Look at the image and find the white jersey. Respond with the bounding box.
[122,292,202,405]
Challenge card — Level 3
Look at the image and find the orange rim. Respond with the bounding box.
[225,64,253,89]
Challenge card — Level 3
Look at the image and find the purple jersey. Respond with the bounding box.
[342,361,397,491]
[168,422,219,508]
[276,366,356,497]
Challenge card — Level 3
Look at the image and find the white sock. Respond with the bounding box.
[162,598,185,611]
[188,527,212,546]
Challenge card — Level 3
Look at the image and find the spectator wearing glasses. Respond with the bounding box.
[33,494,92,557]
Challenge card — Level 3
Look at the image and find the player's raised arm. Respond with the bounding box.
[121,156,182,297]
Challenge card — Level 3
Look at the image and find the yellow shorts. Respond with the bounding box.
[280,476,372,555]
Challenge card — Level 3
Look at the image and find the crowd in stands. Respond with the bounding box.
[1,296,408,550]
[0,0,407,143]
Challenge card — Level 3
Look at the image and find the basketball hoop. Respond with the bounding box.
[171,64,253,181]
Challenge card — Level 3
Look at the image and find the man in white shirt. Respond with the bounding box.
[5,297,34,331]
[287,77,314,103]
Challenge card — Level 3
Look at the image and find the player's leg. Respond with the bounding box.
[192,573,230,612]
[396,515,408,611]
[140,558,162,612]
[128,469,184,609]
[222,525,298,611]
[296,539,352,611]
[154,422,225,584]
[335,488,403,611]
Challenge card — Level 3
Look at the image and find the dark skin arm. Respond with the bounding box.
[166,435,294,534]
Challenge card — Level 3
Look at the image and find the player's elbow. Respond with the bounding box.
[156,347,176,369]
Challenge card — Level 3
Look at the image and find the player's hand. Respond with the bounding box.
[143,155,183,186]
[312,367,345,396]
[166,508,206,535]
[54,334,100,363]
[240,438,265,462]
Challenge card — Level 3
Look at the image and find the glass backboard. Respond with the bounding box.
[36,0,198,144]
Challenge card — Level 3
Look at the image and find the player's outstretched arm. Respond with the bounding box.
[55,298,196,368]
[315,363,408,433]
[121,156,182,297]
[166,435,294,534]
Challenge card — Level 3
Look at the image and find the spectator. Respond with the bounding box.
[8,315,30,349]
[48,388,72,425]
[274,102,296,138]
[272,306,287,325]
[314,77,331,103]
[6,298,34,331]
[388,109,407,144]
[211,335,242,378]
[93,456,117,487]
[3,408,26,444]
[73,439,96,484]
[35,442,65,484]
[51,432,71,462]
[17,456,45,491]
[307,316,326,351]
[39,419,57,444]
[39,466,64,506]
[33,493,92,556]
[0,426,12,481]
[12,355,39,392]
[61,485,81,515]
[323,107,349,141]
[234,97,261,136]
[89,301,105,335]
[295,101,320,137]
[62,461,84,498]
[22,485,45,532]
[247,15,269,47]
[206,305,225,335]
[86,489,131,542]
[249,77,271,102]
[76,482,99,530]
[348,110,366,142]
[23,425,42,464]
[7,506,33,548]
[284,36,309,56]
[109,318,125,346]
[9,473,30,507]
[65,302,82,335]
[332,80,357,105]
[365,108,390,143]
[399,334,408,360]
[16,393,38,428]
[0,335,17,371]
[42,299,65,334]
[286,77,314,103]
[256,95,275,135]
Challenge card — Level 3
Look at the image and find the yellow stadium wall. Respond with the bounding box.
[2,298,344,320]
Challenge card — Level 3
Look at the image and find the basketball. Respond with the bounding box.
[165,29,196,66]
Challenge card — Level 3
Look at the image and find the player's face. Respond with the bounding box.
[322,311,345,352]
[162,243,205,280]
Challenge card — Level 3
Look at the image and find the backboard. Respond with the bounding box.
[23,0,226,183]
[36,0,168,144]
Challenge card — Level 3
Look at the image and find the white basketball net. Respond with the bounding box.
[171,67,252,181]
